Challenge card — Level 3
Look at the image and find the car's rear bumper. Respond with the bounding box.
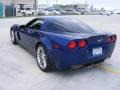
[50,42,116,70]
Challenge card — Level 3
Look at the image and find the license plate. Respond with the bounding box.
[92,47,102,56]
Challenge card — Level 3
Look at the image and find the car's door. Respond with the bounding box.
[25,8,31,14]
[19,19,45,52]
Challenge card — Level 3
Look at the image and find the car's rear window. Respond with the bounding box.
[45,19,95,34]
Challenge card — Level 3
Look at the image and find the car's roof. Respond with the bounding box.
[36,16,73,22]
[35,16,96,34]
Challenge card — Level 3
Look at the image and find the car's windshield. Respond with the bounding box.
[65,10,73,11]
[26,8,31,10]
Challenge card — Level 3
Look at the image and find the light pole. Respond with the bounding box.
[47,0,48,5]
[35,0,37,13]
[56,0,58,5]
[85,0,87,11]
[12,0,15,16]
[73,0,74,4]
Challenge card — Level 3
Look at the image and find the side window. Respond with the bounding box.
[26,19,45,30]
[26,8,30,11]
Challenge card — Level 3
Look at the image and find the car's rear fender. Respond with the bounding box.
[35,37,57,69]
[35,37,52,52]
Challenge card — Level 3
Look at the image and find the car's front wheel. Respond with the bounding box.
[10,30,17,44]
[36,45,52,72]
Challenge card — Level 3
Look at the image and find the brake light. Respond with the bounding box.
[111,35,116,42]
[107,37,112,43]
[108,35,116,43]
[79,40,87,48]
[68,40,77,49]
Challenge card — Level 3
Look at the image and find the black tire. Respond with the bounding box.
[10,30,17,44]
[36,44,52,72]
[54,13,57,15]
[32,12,34,15]
[100,59,105,63]
[22,12,26,16]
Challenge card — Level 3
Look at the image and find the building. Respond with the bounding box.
[0,0,3,17]
[37,4,50,10]
[13,0,37,9]
[54,4,88,11]
[14,0,38,16]
[0,0,37,17]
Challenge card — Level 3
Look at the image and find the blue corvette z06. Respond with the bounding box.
[10,17,116,72]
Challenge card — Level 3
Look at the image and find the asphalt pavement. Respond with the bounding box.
[0,15,120,90]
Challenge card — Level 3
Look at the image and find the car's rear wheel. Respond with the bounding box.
[36,45,52,72]
[10,30,17,44]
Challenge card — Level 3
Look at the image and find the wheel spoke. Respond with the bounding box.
[37,46,47,69]
[11,31,14,42]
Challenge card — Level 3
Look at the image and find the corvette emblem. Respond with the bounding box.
[97,39,103,42]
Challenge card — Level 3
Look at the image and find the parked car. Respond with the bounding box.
[79,8,86,15]
[60,9,67,15]
[10,17,117,72]
[46,8,61,15]
[63,9,81,15]
[74,10,81,15]
[108,11,114,14]
[40,9,50,15]
[53,9,61,15]
[63,9,75,15]
[117,12,120,14]
[21,8,34,16]
[41,9,57,15]
[116,10,120,14]
[99,11,111,16]
[36,9,45,15]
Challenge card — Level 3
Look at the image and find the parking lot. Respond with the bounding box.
[0,15,120,90]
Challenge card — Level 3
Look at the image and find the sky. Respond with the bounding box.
[38,0,120,9]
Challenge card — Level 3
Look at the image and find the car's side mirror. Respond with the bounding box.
[20,25,26,30]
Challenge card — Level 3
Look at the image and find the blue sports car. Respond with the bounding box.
[10,17,116,72]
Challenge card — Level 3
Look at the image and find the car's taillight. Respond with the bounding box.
[111,35,116,42]
[79,40,87,48]
[107,36,112,43]
[68,40,77,49]
[108,35,116,43]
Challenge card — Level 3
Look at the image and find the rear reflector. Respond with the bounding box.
[68,40,77,49]
[79,40,87,48]
[52,44,60,49]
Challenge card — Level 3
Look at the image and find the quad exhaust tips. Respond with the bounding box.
[72,60,104,69]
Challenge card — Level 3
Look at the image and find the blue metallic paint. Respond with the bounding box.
[10,17,116,70]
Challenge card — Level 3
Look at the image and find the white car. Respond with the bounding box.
[21,8,34,16]
[115,10,120,14]
[53,10,61,15]
[74,10,81,15]
[41,10,51,15]
[41,9,57,15]
[99,11,111,16]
